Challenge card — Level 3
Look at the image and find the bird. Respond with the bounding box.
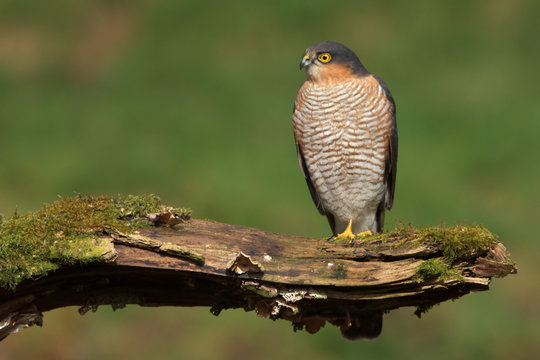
[292,41,397,239]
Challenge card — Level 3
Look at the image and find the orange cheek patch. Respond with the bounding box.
[311,63,356,84]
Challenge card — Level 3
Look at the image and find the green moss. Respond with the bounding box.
[420,224,498,263]
[0,194,191,290]
[113,194,190,220]
[114,194,163,218]
[361,223,499,263]
[414,258,460,282]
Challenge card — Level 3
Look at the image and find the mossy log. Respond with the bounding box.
[0,196,516,341]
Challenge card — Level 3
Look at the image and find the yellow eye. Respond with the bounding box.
[318,53,331,63]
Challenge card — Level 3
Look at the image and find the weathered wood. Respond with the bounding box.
[0,219,516,340]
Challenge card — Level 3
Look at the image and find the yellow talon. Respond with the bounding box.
[333,220,373,241]
[335,219,355,240]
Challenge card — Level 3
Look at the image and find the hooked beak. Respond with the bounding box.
[299,54,311,70]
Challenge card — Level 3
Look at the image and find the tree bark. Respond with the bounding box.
[0,218,516,341]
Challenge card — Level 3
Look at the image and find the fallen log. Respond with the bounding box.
[0,195,516,340]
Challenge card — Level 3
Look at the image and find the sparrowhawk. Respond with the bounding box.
[293,41,397,239]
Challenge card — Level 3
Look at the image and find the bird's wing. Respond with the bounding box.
[373,75,398,210]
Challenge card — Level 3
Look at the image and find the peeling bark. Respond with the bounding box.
[0,219,516,341]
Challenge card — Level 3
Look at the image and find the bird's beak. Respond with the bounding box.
[300,54,311,70]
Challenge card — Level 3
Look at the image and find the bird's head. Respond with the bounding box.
[300,41,369,83]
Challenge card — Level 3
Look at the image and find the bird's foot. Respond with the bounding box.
[330,220,373,244]
[333,219,355,241]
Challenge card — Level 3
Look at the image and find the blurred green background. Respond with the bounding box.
[1,0,539,359]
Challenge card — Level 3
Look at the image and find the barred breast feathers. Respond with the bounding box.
[294,75,393,164]
[292,74,394,216]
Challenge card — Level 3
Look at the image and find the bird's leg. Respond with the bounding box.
[332,220,373,242]
[334,219,355,240]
